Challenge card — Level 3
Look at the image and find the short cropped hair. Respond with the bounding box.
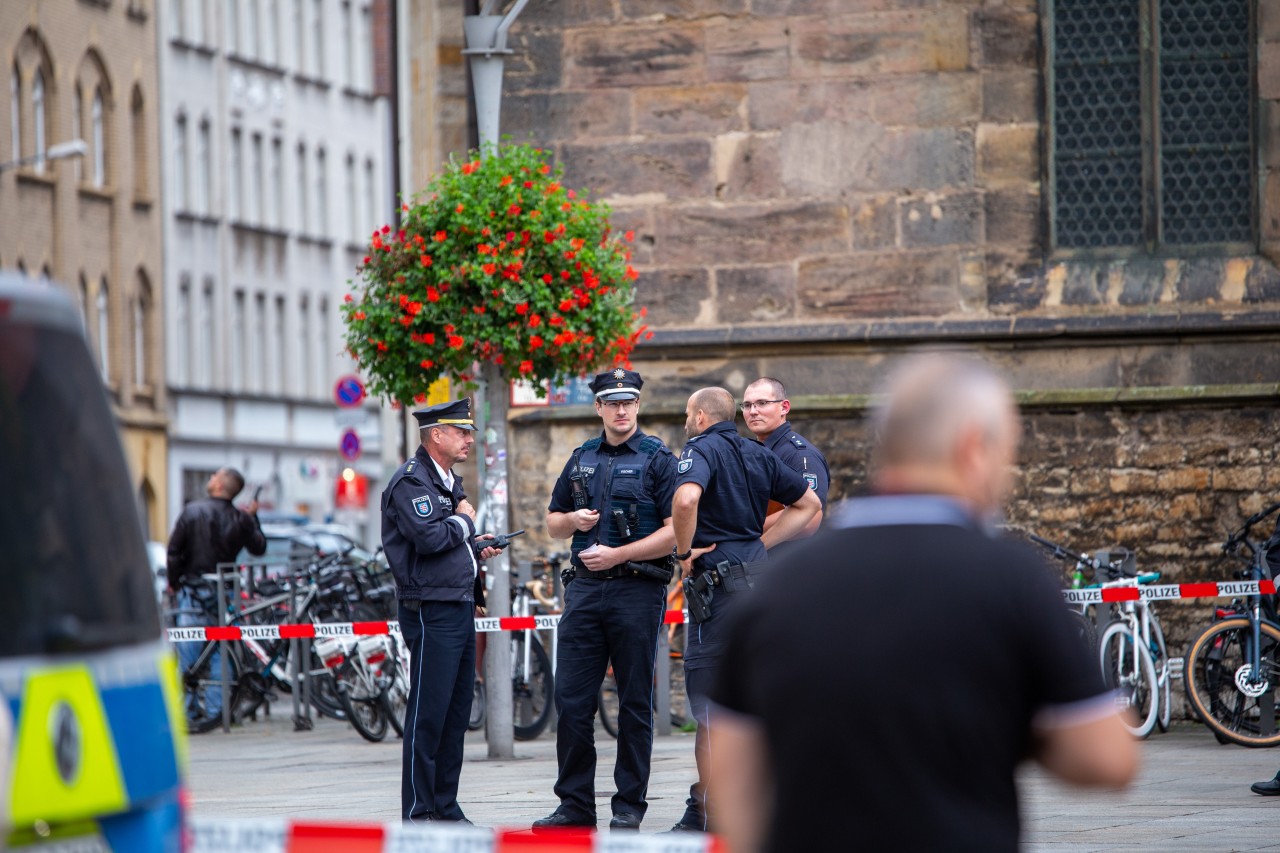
[692,387,736,423]
[871,354,1012,469]
[218,467,246,499]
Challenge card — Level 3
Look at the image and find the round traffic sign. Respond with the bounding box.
[339,428,361,461]
[334,375,366,408]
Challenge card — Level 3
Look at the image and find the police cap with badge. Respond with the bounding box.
[590,367,643,401]
[413,398,477,431]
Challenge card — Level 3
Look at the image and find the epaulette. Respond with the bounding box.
[405,460,417,474]
[790,435,806,448]
[580,437,603,452]
[685,434,705,444]
[638,435,665,455]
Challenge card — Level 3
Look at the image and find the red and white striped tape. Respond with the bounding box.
[166,581,1274,643]
[188,817,721,853]
[1061,579,1274,605]
[167,609,687,643]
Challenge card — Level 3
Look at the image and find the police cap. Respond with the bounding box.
[590,367,643,401]
[413,398,477,431]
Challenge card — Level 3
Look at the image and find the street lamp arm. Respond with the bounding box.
[492,0,529,53]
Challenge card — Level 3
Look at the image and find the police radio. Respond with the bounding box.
[569,460,589,511]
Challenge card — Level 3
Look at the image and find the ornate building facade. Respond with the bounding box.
[1,0,168,538]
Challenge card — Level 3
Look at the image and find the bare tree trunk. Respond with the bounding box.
[478,363,514,759]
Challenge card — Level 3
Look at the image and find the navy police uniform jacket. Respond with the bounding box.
[548,429,677,572]
[763,422,830,510]
[381,445,479,602]
[676,420,809,569]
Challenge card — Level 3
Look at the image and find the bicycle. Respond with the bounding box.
[1183,502,1280,747]
[469,553,559,740]
[1028,535,1170,737]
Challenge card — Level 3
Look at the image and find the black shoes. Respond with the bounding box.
[532,808,597,832]
[1251,775,1280,796]
[609,813,641,830]
[662,819,705,833]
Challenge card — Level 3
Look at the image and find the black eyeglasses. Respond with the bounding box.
[740,399,783,412]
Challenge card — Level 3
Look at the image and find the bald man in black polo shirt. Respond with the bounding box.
[708,355,1136,853]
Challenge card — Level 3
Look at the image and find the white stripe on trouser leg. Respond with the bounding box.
[408,605,427,823]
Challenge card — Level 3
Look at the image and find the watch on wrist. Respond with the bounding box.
[673,548,692,561]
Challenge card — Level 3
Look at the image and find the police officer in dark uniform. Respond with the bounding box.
[742,377,831,541]
[382,398,499,825]
[532,368,678,833]
[668,386,821,833]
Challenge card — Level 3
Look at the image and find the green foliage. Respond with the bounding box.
[341,142,649,405]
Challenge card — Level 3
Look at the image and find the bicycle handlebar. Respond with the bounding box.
[1026,533,1095,567]
[1222,502,1280,555]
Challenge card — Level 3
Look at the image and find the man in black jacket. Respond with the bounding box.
[383,398,498,825]
[166,466,266,730]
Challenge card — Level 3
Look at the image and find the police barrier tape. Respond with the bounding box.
[188,818,722,853]
[166,580,1278,643]
[166,610,688,642]
[1060,579,1275,605]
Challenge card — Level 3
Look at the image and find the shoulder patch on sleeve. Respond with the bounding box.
[804,473,818,491]
[412,495,434,517]
[638,434,666,455]
[677,457,693,474]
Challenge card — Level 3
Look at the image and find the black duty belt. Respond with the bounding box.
[689,559,767,595]
[567,560,673,584]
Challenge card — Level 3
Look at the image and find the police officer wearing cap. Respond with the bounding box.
[742,377,831,542]
[667,386,821,833]
[532,368,678,833]
[382,398,499,825]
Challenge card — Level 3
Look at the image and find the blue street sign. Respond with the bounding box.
[340,429,361,461]
[334,375,366,408]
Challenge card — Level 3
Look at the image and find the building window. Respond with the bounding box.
[32,70,46,172]
[298,294,311,395]
[191,0,205,45]
[232,289,246,391]
[174,113,189,209]
[311,0,324,78]
[131,87,148,199]
[78,274,89,329]
[253,292,266,394]
[72,85,83,182]
[1048,0,1252,252]
[134,272,152,388]
[196,119,211,215]
[9,66,19,162]
[364,157,377,236]
[171,0,185,40]
[273,295,286,393]
[230,127,243,219]
[315,147,327,236]
[228,0,240,55]
[341,2,353,87]
[176,276,191,384]
[199,281,213,387]
[297,142,309,233]
[270,137,283,228]
[293,0,305,72]
[317,295,330,393]
[251,133,264,224]
[91,88,106,187]
[359,4,371,91]
[96,278,111,379]
[246,0,260,59]
[345,152,357,241]
[265,0,279,65]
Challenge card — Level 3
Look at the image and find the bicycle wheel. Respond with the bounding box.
[183,641,246,734]
[1184,617,1280,747]
[1099,621,1159,738]
[598,668,619,739]
[381,636,409,739]
[336,671,388,743]
[1067,609,1099,659]
[1150,613,1172,733]
[512,632,553,741]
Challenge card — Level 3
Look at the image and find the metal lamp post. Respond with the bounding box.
[464,0,529,761]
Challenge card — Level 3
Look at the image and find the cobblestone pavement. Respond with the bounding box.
[189,715,1280,847]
